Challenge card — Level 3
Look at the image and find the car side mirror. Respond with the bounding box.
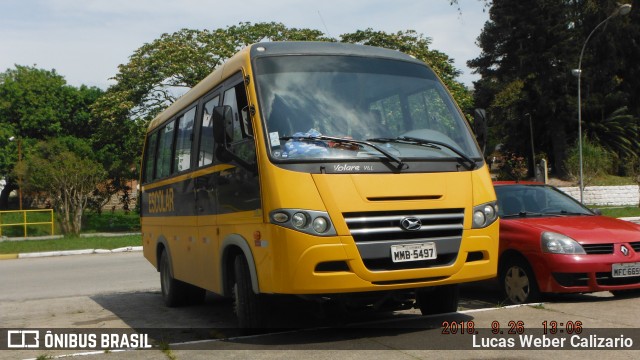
[592,208,602,215]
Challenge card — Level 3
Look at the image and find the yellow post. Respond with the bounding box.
[23,210,27,237]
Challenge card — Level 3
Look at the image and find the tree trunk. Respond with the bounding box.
[71,205,83,236]
[0,182,17,210]
[550,125,569,179]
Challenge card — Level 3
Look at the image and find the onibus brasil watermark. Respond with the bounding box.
[5,329,152,350]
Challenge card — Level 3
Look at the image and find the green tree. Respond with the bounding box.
[470,0,637,180]
[16,138,107,235]
[0,65,104,209]
[469,0,577,178]
[585,106,639,166]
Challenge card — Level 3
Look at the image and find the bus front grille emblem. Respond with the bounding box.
[400,217,422,231]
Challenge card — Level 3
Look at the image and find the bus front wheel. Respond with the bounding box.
[233,255,268,330]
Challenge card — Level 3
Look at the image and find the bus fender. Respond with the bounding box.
[155,236,171,273]
[220,234,259,295]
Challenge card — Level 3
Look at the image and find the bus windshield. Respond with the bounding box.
[255,55,481,163]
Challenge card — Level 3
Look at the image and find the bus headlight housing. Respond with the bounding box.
[472,201,498,229]
[270,209,336,236]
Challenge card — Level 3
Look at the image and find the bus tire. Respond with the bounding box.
[416,284,459,315]
[233,254,267,330]
[159,250,187,307]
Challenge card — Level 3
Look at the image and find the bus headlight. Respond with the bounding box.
[291,212,309,229]
[270,209,337,236]
[472,201,498,229]
[312,217,330,233]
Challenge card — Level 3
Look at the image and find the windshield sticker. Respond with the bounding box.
[269,132,281,147]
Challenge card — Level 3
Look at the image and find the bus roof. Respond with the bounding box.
[248,41,420,62]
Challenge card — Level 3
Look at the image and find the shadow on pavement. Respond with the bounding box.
[88,282,634,349]
[88,290,478,348]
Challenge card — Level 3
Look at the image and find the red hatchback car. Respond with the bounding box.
[494,181,640,304]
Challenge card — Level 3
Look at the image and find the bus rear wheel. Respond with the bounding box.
[160,250,206,307]
[233,255,268,330]
[416,284,459,315]
[160,250,187,307]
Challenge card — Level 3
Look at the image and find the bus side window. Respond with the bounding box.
[156,120,176,179]
[174,106,196,173]
[198,96,219,167]
[143,132,158,183]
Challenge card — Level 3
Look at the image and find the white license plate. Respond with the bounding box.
[612,262,640,278]
[391,242,437,263]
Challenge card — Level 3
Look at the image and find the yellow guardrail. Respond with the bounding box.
[0,209,55,238]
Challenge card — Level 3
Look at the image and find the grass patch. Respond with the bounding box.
[0,210,141,237]
[594,206,640,218]
[82,211,140,233]
[591,175,636,186]
[0,234,141,254]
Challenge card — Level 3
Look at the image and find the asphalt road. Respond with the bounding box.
[0,252,158,302]
[1,252,640,360]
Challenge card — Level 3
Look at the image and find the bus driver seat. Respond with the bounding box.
[268,95,293,137]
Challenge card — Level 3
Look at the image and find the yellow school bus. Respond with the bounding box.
[141,41,499,328]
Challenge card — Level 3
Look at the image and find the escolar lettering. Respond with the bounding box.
[148,188,175,214]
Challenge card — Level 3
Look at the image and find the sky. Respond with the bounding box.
[0,0,490,89]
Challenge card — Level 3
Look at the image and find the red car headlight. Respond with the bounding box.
[541,232,586,254]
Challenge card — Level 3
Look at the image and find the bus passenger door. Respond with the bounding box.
[217,82,261,215]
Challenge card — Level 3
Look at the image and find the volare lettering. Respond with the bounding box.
[333,164,360,172]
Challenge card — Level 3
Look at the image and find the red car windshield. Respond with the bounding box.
[495,184,594,218]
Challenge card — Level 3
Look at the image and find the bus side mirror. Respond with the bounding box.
[473,108,488,156]
[211,105,258,174]
[212,105,234,146]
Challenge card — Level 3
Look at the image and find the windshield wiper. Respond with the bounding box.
[367,136,476,170]
[502,211,562,218]
[281,135,407,170]
[548,210,592,216]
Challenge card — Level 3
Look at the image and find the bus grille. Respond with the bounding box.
[343,209,464,271]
